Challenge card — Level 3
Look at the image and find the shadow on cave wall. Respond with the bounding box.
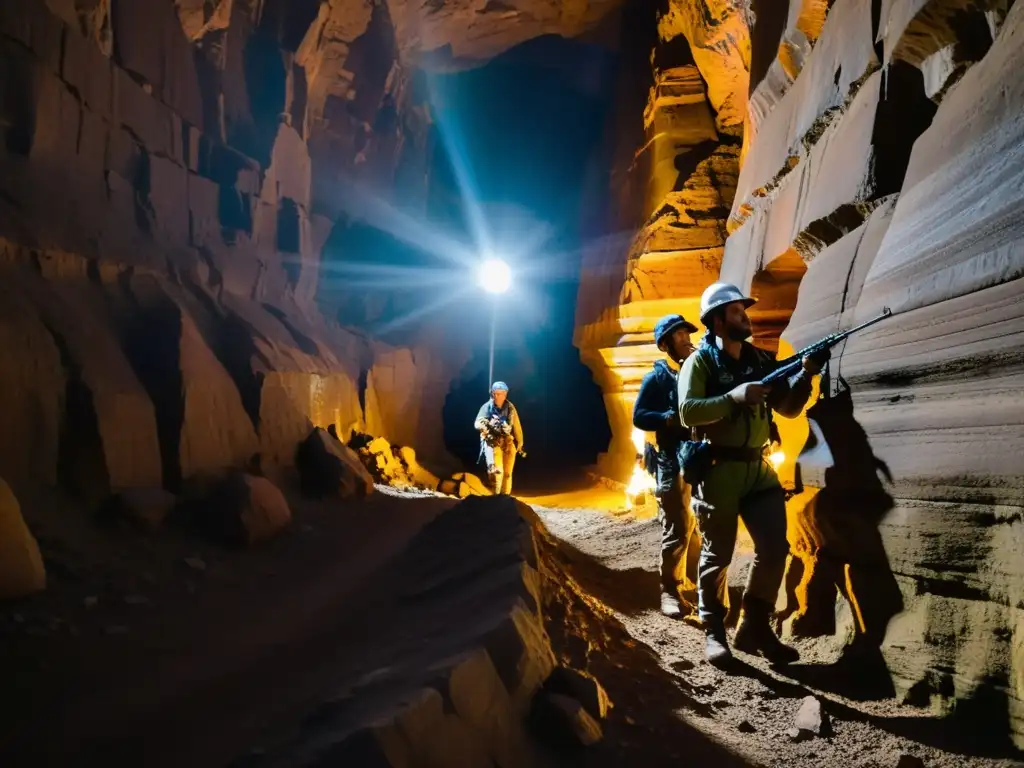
[781,376,903,700]
[748,258,902,699]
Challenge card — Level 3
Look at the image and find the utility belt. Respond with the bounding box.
[679,440,765,486]
[708,445,763,462]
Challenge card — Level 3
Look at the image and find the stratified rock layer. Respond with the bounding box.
[729,0,1024,747]
[0,0,463,508]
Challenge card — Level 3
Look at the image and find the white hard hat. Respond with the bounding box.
[699,282,757,324]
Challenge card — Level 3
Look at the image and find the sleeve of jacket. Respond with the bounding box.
[632,371,672,431]
[473,402,490,431]
[679,351,735,427]
[762,350,814,418]
[512,405,524,449]
[767,370,814,418]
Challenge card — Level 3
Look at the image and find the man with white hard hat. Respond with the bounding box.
[678,282,829,668]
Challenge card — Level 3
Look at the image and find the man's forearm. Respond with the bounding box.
[680,395,735,427]
[770,371,813,418]
[633,406,673,431]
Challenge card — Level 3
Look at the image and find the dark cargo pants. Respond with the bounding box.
[656,451,698,595]
[690,459,789,625]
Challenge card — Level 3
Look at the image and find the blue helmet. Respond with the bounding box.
[491,381,509,393]
[654,314,698,347]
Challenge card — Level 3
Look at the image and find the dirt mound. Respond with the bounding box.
[236,495,597,767]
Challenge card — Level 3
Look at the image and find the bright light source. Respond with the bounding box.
[769,450,786,469]
[625,428,656,511]
[478,258,511,294]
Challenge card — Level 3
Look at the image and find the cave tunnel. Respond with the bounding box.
[433,34,617,490]
[319,33,620,491]
[1,0,1023,765]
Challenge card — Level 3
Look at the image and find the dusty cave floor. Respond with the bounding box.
[0,477,1022,768]
[526,489,1024,768]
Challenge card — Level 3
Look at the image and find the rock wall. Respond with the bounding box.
[722,0,1024,747]
[575,0,1023,744]
[0,0,474,503]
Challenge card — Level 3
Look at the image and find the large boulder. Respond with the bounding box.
[296,428,374,499]
[397,445,442,490]
[0,477,46,599]
[207,472,293,546]
[109,487,178,532]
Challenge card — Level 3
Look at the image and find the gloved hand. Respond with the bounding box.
[803,347,831,375]
[501,423,513,436]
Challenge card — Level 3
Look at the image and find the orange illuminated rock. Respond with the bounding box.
[657,0,751,130]
[0,477,46,600]
[0,264,66,493]
[364,340,468,466]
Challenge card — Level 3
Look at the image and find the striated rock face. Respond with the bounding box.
[657,0,751,131]
[365,337,471,467]
[385,0,623,70]
[0,0,467,510]
[724,0,1024,746]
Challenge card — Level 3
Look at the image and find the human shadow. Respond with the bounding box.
[779,377,904,700]
[730,659,1022,759]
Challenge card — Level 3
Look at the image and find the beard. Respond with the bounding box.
[725,323,751,342]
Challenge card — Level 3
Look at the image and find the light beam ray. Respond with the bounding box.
[425,74,494,256]
[372,283,476,336]
[315,261,459,289]
[333,175,479,269]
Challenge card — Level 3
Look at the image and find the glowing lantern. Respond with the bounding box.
[625,428,657,510]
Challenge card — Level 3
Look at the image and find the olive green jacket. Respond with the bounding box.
[678,340,812,449]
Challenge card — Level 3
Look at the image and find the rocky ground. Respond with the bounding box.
[1,478,1022,767]
[531,498,1024,768]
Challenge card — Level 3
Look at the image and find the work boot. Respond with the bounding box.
[704,622,733,668]
[733,597,799,665]
[660,578,697,620]
[661,590,685,618]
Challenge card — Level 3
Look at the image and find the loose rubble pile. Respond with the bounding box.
[348,431,492,498]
